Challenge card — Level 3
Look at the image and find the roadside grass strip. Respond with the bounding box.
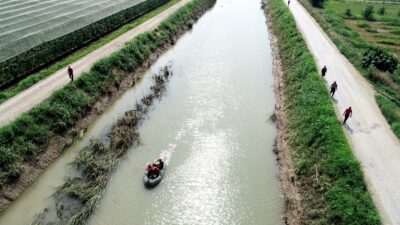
[267,0,381,224]
[0,0,181,105]
[0,0,214,189]
[296,0,400,139]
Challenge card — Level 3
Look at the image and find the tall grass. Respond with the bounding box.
[0,0,215,188]
[266,0,380,224]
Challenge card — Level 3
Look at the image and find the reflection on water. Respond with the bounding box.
[89,0,284,224]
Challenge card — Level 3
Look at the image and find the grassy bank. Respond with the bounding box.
[33,66,173,225]
[0,0,181,105]
[296,0,400,139]
[0,0,170,89]
[266,0,380,224]
[0,0,214,190]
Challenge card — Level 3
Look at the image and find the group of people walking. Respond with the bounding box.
[321,65,352,125]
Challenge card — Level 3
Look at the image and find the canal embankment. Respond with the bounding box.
[0,0,214,214]
[32,66,174,225]
[264,0,381,224]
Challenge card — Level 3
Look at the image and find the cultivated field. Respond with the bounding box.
[330,1,400,56]
[0,0,145,63]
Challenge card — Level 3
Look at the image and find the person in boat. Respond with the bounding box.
[147,164,160,178]
[154,158,164,170]
[321,65,327,77]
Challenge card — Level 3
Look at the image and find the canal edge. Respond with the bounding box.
[262,0,302,224]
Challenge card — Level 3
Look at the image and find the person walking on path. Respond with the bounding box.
[67,66,74,82]
[288,0,290,5]
[343,107,352,125]
[321,65,327,77]
[330,81,337,97]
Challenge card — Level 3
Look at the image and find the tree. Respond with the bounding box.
[363,5,375,21]
[362,47,399,74]
[310,0,324,8]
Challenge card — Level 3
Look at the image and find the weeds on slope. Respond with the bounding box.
[32,66,173,225]
[266,0,380,224]
[0,0,215,189]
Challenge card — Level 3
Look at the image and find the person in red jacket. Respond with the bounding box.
[343,107,352,125]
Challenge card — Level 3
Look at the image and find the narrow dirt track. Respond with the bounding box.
[288,1,400,224]
[0,0,190,127]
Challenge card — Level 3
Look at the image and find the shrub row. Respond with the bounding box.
[0,0,215,187]
[0,0,170,89]
[266,0,380,224]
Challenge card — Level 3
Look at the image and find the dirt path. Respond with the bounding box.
[288,1,400,224]
[0,0,190,127]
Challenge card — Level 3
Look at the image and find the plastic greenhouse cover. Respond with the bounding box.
[0,0,146,63]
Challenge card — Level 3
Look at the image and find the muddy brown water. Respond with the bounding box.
[0,0,284,224]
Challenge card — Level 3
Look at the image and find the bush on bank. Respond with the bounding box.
[266,0,380,224]
[0,0,215,187]
[0,0,170,89]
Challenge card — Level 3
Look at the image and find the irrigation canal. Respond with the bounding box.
[0,0,284,224]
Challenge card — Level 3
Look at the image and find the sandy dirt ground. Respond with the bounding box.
[0,0,190,127]
[288,1,400,224]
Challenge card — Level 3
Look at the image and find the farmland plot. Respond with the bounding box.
[0,0,146,63]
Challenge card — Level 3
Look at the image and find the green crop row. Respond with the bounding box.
[0,0,170,89]
[266,0,380,224]
[0,0,215,187]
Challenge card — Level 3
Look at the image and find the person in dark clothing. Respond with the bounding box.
[330,81,338,97]
[343,107,352,125]
[321,65,327,77]
[288,0,290,5]
[67,66,74,82]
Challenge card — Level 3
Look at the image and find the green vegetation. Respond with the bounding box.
[362,47,398,73]
[344,8,353,17]
[298,0,400,139]
[266,0,380,223]
[356,21,371,28]
[378,6,386,16]
[0,0,170,89]
[0,0,181,105]
[363,5,375,21]
[311,0,325,8]
[376,95,400,137]
[0,0,215,187]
